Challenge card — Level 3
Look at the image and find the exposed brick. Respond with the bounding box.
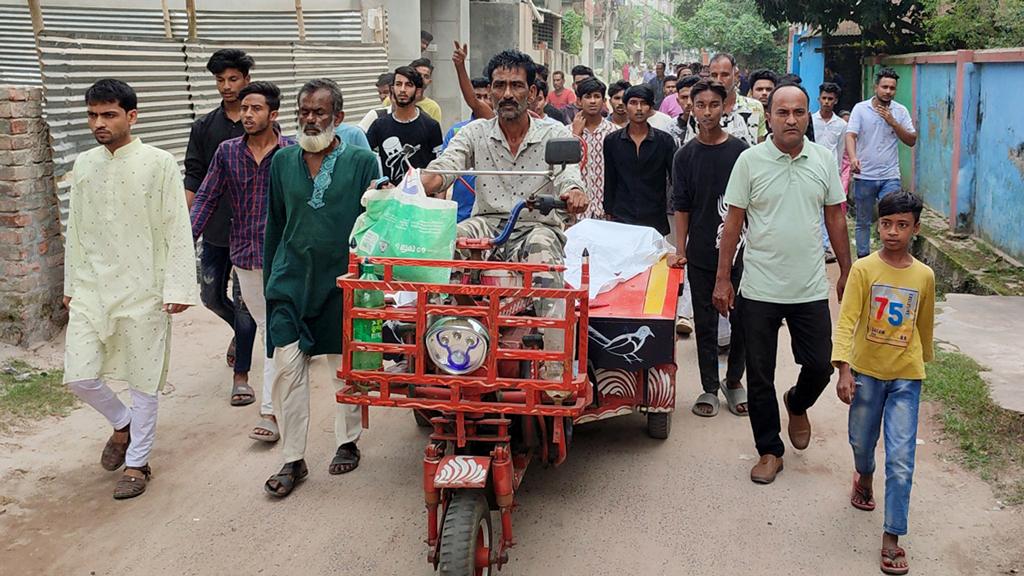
[0,102,12,119]
[3,87,28,101]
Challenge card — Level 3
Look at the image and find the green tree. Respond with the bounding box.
[753,0,926,51]
[561,8,584,55]
[923,0,1024,49]
[678,0,787,71]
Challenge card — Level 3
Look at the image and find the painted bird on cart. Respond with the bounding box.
[588,326,654,364]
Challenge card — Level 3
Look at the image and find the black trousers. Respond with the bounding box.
[739,296,833,457]
[687,265,745,394]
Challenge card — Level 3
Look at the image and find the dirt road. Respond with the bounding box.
[2,277,1022,575]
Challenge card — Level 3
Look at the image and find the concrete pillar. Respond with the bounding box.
[950,50,979,232]
[0,86,66,346]
[420,0,470,130]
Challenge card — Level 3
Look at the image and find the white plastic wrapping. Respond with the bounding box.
[564,219,672,299]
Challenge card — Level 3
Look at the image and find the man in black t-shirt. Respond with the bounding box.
[670,80,749,419]
[366,66,443,185]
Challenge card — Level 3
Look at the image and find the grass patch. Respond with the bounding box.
[0,360,76,433]
[924,350,1024,504]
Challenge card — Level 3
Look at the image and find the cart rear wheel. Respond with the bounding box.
[647,412,671,439]
[438,490,492,576]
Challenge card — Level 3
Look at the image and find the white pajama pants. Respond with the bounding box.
[668,234,731,347]
[67,379,159,468]
[234,268,275,416]
[272,341,362,464]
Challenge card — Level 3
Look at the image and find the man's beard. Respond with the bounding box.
[497,98,527,120]
[298,128,335,153]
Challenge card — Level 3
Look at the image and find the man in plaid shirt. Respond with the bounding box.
[191,81,295,444]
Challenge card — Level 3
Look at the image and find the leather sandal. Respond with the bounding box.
[113,465,151,500]
[265,460,309,498]
[101,427,130,471]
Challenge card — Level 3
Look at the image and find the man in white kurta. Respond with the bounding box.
[64,79,197,499]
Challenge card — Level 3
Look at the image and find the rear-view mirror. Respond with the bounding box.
[545,138,582,166]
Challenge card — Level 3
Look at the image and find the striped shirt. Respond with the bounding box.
[190,132,295,269]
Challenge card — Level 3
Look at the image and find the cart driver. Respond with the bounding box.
[421,49,588,383]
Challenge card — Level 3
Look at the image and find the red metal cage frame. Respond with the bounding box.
[336,252,592,425]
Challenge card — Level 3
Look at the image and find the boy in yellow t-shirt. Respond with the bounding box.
[832,190,934,576]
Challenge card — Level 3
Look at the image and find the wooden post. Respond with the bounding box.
[295,0,306,41]
[27,0,44,35]
[186,0,198,40]
[161,0,172,39]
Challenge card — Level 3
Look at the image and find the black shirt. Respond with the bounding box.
[366,110,443,184]
[672,135,748,271]
[603,125,677,236]
[184,103,244,247]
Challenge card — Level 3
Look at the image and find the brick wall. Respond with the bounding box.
[0,86,66,346]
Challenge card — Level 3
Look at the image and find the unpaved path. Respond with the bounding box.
[1,270,1022,575]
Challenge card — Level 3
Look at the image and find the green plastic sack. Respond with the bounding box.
[350,169,457,284]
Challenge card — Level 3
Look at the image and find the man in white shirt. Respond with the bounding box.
[812,82,847,262]
[845,68,917,258]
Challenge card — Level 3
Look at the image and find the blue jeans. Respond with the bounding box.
[199,241,256,374]
[848,372,921,535]
[853,178,902,258]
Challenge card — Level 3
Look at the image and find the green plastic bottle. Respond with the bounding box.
[352,262,384,371]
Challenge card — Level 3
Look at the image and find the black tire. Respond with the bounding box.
[438,490,492,576]
[647,412,671,439]
[414,409,432,428]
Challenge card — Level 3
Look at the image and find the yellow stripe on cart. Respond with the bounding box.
[642,257,670,316]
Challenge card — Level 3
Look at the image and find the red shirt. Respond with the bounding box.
[547,88,576,110]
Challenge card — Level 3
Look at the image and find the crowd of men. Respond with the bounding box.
[62,40,926,575]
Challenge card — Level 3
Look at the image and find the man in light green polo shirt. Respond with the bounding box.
[713,83,851,485]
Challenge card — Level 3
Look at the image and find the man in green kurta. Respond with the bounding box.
[263,79,381,497]
[64,79,198,500]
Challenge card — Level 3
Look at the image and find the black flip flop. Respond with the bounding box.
[265,460,308,498]
[329,443,361,475]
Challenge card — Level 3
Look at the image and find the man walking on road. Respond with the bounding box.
[603,85,677,236]
[813,82,848,263]
[747,69,777,109]
[367,66,443,185]
[646,62,667,108]
[263,79,381,497]
[714,84,852,484]
[670,80,750,418]
[184,48,258,408]
[571,77,617,221]
[64,79,197,499]
[608,80,631,129]
[547,70,576,114]
[191,81,295,444]
[686,53,767,147]
[846,68,917,259]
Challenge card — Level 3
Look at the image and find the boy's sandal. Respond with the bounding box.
[249,417,280,442]
[719,380,748,417]
[230,382,256,406]
[265,460,308,498]
[850,473,876,511]
[113,465,151,500]
[691,392,720,417]
[101,427,131,471]
[880,546,909,575]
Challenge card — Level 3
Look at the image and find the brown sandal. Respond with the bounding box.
[881,546,909,575]
[101,427,131,471]
[113,465,151,500]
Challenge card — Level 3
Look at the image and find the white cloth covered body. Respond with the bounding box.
[564,219,672,299]
[235,268,276,415]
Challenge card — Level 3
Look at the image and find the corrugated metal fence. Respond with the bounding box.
[0,4,368,85]
[37,33,388,224]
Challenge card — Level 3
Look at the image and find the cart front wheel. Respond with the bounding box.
[647,412,672,439]
[438,489,492,576]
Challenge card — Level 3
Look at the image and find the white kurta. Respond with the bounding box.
[63,138,198,393]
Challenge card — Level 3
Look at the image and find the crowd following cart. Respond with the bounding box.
[336,140,682,575]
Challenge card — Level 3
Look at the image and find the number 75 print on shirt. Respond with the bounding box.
[867,284,920,348]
